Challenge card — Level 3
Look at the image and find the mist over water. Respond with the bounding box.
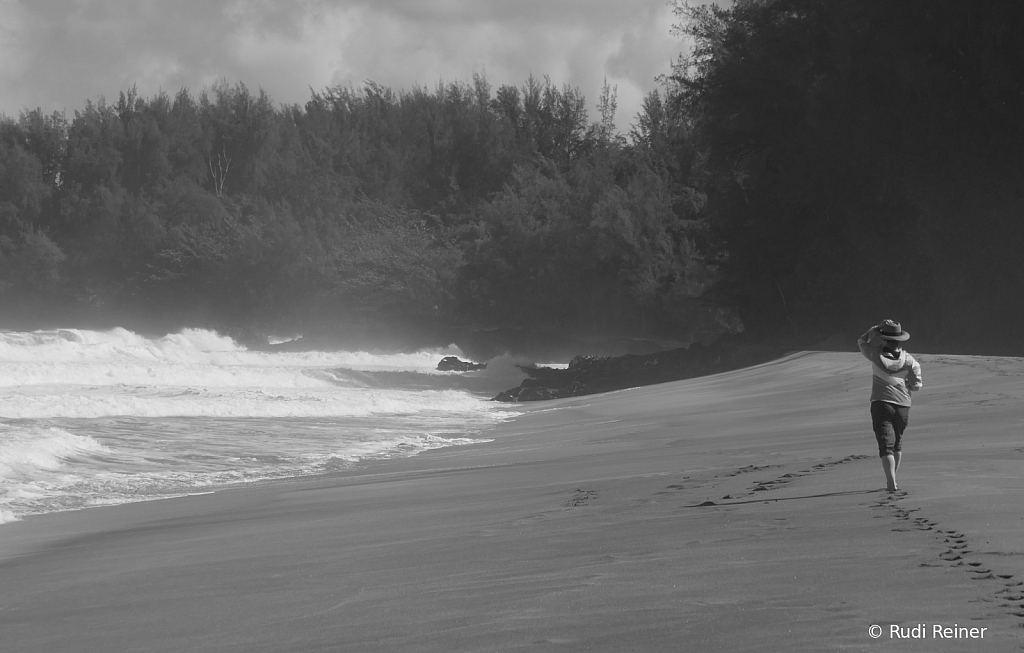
[0,328,523,524]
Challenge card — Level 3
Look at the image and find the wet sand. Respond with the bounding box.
[2,351,1023,651]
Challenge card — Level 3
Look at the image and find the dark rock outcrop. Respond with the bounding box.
[436,356,487,372]
[493,338,790,402]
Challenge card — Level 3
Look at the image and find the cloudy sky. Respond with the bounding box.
[0,0,708,132]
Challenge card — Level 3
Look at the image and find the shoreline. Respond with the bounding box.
[2,351,1023,651]
[0,408,524,560]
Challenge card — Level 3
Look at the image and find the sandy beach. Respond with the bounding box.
[2,351,1022,651]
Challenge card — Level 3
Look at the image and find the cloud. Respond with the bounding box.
[0,0,693,129]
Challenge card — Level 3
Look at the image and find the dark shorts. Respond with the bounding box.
[871,401,910,457]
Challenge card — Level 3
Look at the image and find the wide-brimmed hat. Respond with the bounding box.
[878,319,910,341]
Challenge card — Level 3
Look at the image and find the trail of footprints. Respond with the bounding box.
[666,456,1024,634]
[720,455,873,500]
[664,455,874,505]
[748,455,873,495]
[874,491,1024,632]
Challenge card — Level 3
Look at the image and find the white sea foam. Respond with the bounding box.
[0,327,490,419]
[0,327,462,371]
[0,423,110,519]
[0,423,107,477]
[0,386,496,420]
[0,327,513,523]
[0,417,497,521]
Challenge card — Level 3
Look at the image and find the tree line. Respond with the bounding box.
[0,73,729,348]
[3,0,1023,354]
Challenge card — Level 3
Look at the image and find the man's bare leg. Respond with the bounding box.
[894,451,902,472]
[881,455,897,491]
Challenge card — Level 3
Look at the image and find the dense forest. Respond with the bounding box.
[2,0,1023,356]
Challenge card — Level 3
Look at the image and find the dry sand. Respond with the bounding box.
[1,351,1022,652]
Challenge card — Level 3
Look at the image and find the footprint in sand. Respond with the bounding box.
[726,464,776,478]
[737,455,869,498]
[904,516,1024,623]
[562,489,599,507]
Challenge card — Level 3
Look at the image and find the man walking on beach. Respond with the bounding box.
[857,320,923,492]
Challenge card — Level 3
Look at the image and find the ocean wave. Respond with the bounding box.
[0,417,500,522]
[0,423,109,520]
[0,386,500,420]
[0,327,504,419]
[0,327,466,372]
[0,423,108,480]
[0,326,514,523]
